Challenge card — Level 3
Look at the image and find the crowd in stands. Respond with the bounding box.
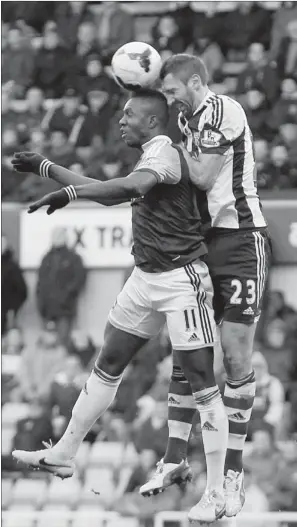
[2,233,297,525]
[2,2,297,526]
[2,1,297,202]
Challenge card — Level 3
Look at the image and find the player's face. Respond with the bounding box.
[161,73,195,118]
[119,99,148,147]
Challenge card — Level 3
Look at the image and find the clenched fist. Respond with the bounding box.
[11,152,53,177]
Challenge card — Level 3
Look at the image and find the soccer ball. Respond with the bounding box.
[111,41,162,90]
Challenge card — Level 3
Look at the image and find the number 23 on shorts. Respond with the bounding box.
[230,278,257,306]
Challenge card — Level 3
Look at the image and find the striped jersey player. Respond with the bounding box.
[139,55,272,520]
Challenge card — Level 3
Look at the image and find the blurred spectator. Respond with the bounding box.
[267,78,297,133]
[67,330,96,368]
[79,54,120,104]
[2,26,35,98]
[244,89,271,139]
[33,22,73,98]
[55,1,89,51]
[186,25,224,83]
[239,466,271,527]
[220,2,272,58]
[245,421,284,501]
[44,87,84,138]
[76,87,114,147]
[270,1,297,58]
[236,43,280,105]
[276,19,297,79]
[1,2,56,33]
[1,235,27,335]
[271,144,297,188]
[44,129,77,167]
[12,399,54,454]
[20,87,46,130]
[83,135,107,178]
[254,138,272,189]
[152,16,185,55]
[266,290,297,321]
[47,355,87,439]
[132,399,169,459]
[2,327,24,356]
[74,20,101,73]
[277,121,297,165]
[94,1,134,64]
[29,128,46,153]
[18,324,67,402]
[36,227,86,343]
[250,351,285,437]
[271,441,297,512]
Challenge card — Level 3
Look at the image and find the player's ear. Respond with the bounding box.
[188,74,202,91]
[149,115,158,129]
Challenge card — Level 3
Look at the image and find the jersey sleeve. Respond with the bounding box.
[134,145,181,184]
[199,97,245,155]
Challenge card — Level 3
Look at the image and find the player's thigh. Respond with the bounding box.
[108,267,165,341]
[162,260,217,351]
[208,230,271,325]
[208,231,271,377]
[95,320,148,377]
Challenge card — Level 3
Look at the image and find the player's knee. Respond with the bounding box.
[221,321,255,378]
[176,347,216,392]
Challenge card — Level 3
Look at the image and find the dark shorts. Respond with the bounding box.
[206,229,272,325]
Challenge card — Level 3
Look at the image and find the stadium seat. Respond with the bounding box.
[2,479,14,509]
[36,510,70,527]
[84,467,115,500]
[2,403,30,425]
[11,478,48,507]
[47,477,81,506]
[89,442,125,466]
[71,511,105,527]
[2,426,16,455]
[75,442,91,471]
[107,518,139,527]
[3,511,34,527]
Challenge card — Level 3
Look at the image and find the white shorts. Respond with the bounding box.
[108,260,217,350]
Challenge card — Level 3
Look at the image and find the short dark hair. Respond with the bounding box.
[130,88,169,127]
[160,54,209,85]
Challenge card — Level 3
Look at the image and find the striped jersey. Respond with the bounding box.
[178,90,267,231]
[131,135,207,272]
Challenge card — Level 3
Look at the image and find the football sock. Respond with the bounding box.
[51,366,122,460]
[163,365,196,464]
[224,370,256,474]
[194,386,228,493]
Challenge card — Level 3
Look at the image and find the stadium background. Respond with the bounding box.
[1,1,297,526]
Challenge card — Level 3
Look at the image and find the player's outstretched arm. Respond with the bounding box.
[28,170,158,214]
[71,170,158,203]
[11,152,128,206]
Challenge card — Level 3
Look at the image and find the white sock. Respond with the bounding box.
[51,368,122,460]
[194,386,228,494]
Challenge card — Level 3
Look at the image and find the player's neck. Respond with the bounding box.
[192,86,210,115]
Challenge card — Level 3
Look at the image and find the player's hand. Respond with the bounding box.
[11,152,48,175]
[28,189,70,215]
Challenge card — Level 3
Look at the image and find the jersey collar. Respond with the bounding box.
[142,135,172,151]
[193,89,215,116]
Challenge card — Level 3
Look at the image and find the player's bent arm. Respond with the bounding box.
[73,170,158,203]
[182,148,226,191]
[47,164,129,206]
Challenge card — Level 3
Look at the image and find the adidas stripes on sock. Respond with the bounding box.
[194,386,228,493]
[51,366,122,460]
[163,365,196,464]
[224,370,256,474]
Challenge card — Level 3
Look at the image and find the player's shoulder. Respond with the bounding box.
[204,93,245,129]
